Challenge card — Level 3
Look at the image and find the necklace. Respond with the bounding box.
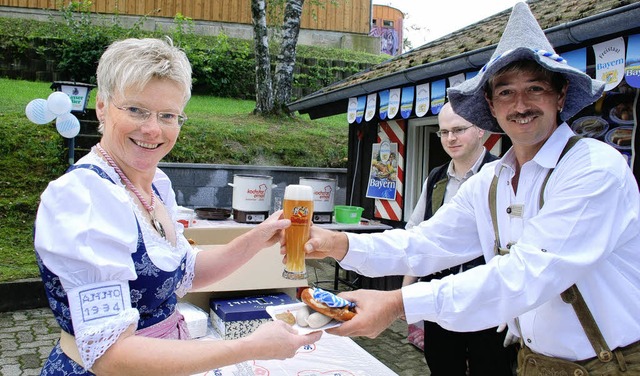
[95,143,166,239]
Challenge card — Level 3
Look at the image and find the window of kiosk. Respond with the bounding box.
[404,116,441,222]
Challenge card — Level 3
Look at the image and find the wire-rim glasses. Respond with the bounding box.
[436,125,473,138]
[113,104,187,127]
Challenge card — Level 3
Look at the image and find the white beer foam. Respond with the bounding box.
[284,184,313,200]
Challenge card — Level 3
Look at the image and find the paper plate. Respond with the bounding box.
[266,302,342,335]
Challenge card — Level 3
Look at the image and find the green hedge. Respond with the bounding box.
[0,12,386,101]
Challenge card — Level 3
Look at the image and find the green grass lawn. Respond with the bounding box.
[0,78,349,282]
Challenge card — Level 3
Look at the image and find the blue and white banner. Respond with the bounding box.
[563,48,587,73]
[378,90,390,120]
[355,95,366,124]
[430,79,446,115]
[414,83,430,118]
[347,97,358,124]
[365,93,377,122]
[625,34,640,88]
[466,71,479,80]
[593,37,626,91]
[400,86,414,119]
[388,88,401,119]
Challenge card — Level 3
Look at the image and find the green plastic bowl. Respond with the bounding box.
[334,205,364,224]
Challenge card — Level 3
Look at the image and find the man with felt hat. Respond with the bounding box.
[299,2,640,374]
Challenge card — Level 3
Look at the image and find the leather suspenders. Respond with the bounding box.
[488,136,621,366]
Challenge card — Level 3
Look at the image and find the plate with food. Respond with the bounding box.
[609,103,634,125]
[266,288,356,334]
[570,116,609,138]
[605,126,634,150]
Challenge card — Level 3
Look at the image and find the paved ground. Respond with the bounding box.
[0,259,429,375]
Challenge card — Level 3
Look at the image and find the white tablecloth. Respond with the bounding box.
[193,327,398,376]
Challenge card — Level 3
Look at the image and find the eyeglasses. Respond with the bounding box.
[113,104,187,127]
[436,125,473,138]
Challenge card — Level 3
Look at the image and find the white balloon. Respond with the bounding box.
[25,98,57,124]
[56,113,80,138]
[47,91,73,116]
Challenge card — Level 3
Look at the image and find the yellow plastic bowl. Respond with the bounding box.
[334,205,364,224]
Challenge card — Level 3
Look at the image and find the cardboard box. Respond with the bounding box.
[210,293,296,340]
[176,302,209,339]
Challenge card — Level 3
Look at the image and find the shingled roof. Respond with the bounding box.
[289,0,640,119]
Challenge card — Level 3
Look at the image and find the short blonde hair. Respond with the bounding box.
[96,37,192,109]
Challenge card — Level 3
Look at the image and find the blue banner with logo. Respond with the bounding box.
[625,34,640,88]
[400,86,414,119]
[378,90,390,120]
[355,95,366,124]
[430,79,446,115]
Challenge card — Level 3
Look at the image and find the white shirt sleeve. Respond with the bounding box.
[35,168,140,289]
[35,167,141,369]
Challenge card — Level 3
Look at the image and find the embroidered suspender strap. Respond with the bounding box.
[489,136,624,368]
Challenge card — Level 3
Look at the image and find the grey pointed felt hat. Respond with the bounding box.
[447,1,605,133]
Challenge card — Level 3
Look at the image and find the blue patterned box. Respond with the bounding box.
[209,293,296,340]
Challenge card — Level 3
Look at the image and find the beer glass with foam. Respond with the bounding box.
[282,184,314,280]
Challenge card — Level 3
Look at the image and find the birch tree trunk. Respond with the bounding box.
[251,0,273,114]
[273,0,305,115]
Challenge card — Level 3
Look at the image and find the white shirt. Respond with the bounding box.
[341,124,640,361]
[405,148,489,229]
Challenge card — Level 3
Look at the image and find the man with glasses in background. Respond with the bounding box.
[402,102,514,376]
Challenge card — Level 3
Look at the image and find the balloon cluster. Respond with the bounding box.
[25,92,80,138]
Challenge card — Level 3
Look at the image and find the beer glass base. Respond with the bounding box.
[282,269,307,280]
